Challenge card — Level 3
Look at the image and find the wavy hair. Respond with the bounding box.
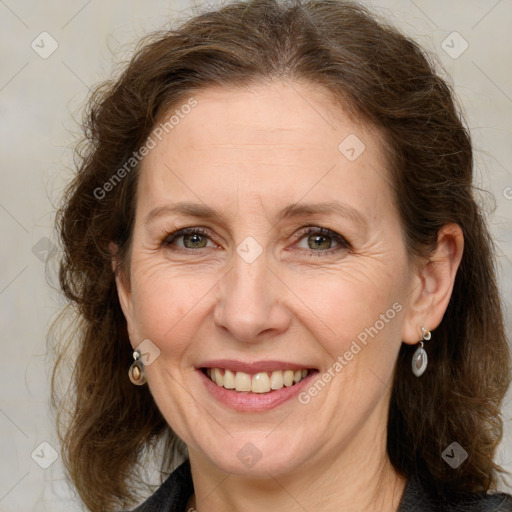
[50,0,511,510]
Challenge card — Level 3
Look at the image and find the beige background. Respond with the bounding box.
[0,0,511,510]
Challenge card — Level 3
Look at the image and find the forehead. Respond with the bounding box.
[153,80,367,153]
[136,80,392,221]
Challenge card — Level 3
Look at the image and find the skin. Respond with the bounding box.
[114,79,464,512]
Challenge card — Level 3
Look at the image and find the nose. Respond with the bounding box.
[213,247,292,343]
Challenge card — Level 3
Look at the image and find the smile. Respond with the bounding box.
[203,368,309,393]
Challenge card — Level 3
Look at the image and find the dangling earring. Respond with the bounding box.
[128,350,147,385]
[412,327,431,377]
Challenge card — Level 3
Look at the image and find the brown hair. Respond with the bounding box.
[51,0,511,510]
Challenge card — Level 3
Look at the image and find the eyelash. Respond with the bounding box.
[162,226,351,257]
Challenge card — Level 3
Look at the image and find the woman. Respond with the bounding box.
[51,0,512,511]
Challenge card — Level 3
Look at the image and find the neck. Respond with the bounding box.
[186,404,407,512]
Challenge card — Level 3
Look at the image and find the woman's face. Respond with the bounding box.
[116,79,418,477]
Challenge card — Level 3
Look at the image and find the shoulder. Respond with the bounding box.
[123,459,194,512]
[441,492,512,512]
[398,474,512,512]
[447,492,512,512]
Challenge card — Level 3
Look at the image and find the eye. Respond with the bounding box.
[292,226,351,256]
[161,226,351,256]
[162,227,217,250]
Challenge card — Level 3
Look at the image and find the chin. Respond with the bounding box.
[197,430,313,478]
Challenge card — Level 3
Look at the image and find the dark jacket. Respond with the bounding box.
[127,459,512,512]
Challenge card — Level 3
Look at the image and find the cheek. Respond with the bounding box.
[128,260,204,354]
[286,259,406,346]
[299,268,405,415]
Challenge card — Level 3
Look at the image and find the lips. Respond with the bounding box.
[197,360,318,412]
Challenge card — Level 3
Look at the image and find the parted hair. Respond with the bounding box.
[51,0,511,510]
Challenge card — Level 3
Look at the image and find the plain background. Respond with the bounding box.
[0,0,511,510]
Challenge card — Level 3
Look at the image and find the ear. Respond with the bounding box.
[401,223,464,344]
[109,241,136,341]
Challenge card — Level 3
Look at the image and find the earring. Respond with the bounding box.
[128,350,147,385]
[412,327,431,377]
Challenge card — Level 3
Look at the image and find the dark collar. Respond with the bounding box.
[131,459,193,512]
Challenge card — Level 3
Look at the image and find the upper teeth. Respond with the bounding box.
[206,368,309,393]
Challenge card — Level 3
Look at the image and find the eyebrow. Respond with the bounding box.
[144,200,367,230]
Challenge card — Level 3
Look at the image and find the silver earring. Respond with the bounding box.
[412,327,431,377]
[128,350,147,385]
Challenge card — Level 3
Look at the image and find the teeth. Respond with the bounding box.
[234,371,252,392]
[283,370,294,387]
[270,371,284,390]
[206,368,309,393]
[251,372,271,393]
[213,368,223,386]
[223,369,235,389]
